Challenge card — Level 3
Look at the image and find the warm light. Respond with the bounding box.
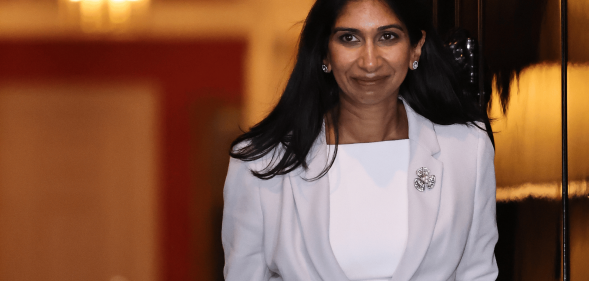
[80,0,103,32]
[491,63,589,201]
[108,0,132,25]
[496,181,589,202]
[67,0,147,33]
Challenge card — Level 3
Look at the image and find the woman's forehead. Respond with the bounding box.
[334,0,404,30]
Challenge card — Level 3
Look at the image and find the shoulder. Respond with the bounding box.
[224,142,287,204]
[433,121,484,139]
[230,140,288,175]
[434,122,490,147]
[433,122,494,165]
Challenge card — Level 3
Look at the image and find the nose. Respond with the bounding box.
[358,41,381,73]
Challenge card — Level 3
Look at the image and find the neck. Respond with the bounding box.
[327,94,409,145]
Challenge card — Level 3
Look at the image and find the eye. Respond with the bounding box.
[380,33,397,41]
[339,34,359,43]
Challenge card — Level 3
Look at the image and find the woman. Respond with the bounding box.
[222,0,498,280]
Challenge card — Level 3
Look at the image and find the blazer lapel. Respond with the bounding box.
[288,130,350,281]
[391,101,444,281]
[288,101,443,281]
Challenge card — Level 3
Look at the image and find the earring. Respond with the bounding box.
[412,61,419,70]
[322,64,329,73]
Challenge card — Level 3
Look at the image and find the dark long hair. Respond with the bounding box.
[230,0,487,180]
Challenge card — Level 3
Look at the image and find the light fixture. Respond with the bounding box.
[65,0,149,33]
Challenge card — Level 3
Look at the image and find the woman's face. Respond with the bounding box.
[324,0,425,106]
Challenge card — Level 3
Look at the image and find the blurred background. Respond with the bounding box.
[0,0,587,280]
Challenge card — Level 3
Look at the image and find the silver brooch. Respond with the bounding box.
[414,167,436,192]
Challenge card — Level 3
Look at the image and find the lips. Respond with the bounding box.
[353,76,388,86]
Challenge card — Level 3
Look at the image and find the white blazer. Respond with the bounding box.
[222,101,498,281]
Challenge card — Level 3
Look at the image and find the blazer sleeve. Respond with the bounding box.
[455,128,499,281]
[222,157,270,280]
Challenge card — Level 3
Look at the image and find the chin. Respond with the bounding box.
[356,95,390,105]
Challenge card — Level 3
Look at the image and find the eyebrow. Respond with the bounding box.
[332,24,404,33]
[377,24,404,31]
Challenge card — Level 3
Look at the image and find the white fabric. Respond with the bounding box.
[222,99,499,281]
[328,140,409,281]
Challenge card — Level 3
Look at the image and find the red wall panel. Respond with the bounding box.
[0,39,246,281]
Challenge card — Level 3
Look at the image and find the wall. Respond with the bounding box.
[0,0,313,280]
[0,39,245,281]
